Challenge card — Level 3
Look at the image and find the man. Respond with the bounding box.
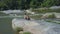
[24,13,30,20]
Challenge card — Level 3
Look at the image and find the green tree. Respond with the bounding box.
[41,0,60,7]
[0,0,60,10]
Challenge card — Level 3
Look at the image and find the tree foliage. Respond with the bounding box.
[41,0,60,7]
[0,0,60,10]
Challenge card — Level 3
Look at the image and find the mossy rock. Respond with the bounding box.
[16,27,23,32]
[47,14,56,18]
[23,32,31,34]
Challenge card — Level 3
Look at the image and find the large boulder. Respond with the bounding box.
[12,18,60,34]
[41,13,56,19]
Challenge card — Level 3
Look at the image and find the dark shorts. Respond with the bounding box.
[25,18,30,20]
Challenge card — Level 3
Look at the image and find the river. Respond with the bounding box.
[0,10,60,34]
[0,18,14,34]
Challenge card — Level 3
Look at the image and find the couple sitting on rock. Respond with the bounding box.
[24,13,30,20]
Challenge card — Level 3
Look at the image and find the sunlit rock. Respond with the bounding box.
[12,18,60,34]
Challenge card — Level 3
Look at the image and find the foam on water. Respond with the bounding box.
[0,10,24,14]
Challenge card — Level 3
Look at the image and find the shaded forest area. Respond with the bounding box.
[0,0,60,10]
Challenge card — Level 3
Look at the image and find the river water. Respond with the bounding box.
[0,10,23,34]
[0,10,60,34]
[0,18,14,34]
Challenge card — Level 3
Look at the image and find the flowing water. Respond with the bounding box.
[0,10,60,34]
[0,10,24,34]
[0,18,14,34]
